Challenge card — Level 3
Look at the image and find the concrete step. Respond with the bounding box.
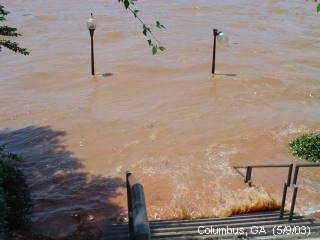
[149,214,299,229]
[150,218,311,234]
[150,223,320,239]
[102,211,320,240]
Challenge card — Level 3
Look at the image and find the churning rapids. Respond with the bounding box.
[1,0,320,237]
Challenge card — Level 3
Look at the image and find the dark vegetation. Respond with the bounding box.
[0,5,29,55]
[0,146,32,239]
[289,132,320,162]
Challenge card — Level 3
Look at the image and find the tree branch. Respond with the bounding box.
[0,40,29,55]
[118,0,166,54]
[0,5,29,55]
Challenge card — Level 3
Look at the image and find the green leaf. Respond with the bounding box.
[156,21,166,29]
[317,3,320,14]
[159,46,166,51]
[147,39,152,46]
[124,0,130,9]
[142,24,148,36]
[152,46,157,55]
[133,9,139,17]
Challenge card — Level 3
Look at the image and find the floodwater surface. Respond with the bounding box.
[1,0,320,237]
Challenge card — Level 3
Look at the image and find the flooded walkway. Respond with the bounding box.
[1,0,320,237]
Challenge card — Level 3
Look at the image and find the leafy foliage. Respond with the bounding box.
[289,132,320,162]
[0,5,29,55]
[0,176,7,239]
[317,3,320,14]
[0,146,32,236]
[118,0,166,54]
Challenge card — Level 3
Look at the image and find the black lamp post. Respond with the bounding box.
[87,13,97,75]
[212,28,223,76]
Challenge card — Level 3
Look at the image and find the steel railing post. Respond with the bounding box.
[126,171,133,239]
[279,164,294,218]
[280,181,288,219]
[289,185,299,221]
[287,164,293,186]
[292,166,300,185]
[245,166,252,186]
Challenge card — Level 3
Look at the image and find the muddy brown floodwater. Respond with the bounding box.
[1,0,320,238]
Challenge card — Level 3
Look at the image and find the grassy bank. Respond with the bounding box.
[289,132,320,162]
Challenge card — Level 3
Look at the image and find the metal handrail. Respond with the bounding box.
[233,163,293,186]
[234,163,292,168]
[234,163,293,219]
[288,162,320,220]
[126,171,151,240]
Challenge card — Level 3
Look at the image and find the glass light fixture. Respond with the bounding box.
[217,31,229,46]
[87,13,97,30]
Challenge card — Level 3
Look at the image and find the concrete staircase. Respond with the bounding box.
[102,210,320,239]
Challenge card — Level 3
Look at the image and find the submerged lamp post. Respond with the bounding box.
[87,13,97,75]
[212,28,223,76]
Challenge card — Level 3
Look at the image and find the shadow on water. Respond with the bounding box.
[99,73,113,78]
[0,126,126,238]
[213,73,237,77]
